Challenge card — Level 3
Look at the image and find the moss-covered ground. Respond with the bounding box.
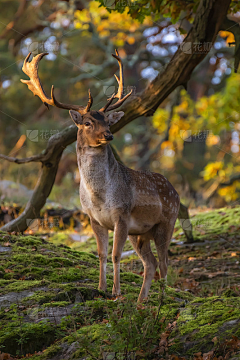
[0,205,240,359]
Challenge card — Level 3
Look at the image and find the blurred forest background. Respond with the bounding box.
[1,0,240,216]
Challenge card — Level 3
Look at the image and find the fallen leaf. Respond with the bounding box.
[4,269,14,273]
[188,257,196,261]
[190,268,204,274]
[193,352,202,359]
[208,271,226,278]
[212,336,217,343]
[203,350,214,360]
[3,242,11,247]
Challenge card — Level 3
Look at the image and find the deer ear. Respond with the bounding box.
[107,111,124,126]
[69,110,83,126]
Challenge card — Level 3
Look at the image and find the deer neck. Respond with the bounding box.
[77,144,118,192]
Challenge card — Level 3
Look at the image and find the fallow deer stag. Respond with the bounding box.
[21,51,180,302]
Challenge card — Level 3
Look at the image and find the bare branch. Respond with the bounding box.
[0,153,44,164]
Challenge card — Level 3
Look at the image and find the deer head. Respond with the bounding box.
[21,50,132,147]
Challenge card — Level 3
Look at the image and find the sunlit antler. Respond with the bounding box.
[100,49,132,112]
[21,52,92,114]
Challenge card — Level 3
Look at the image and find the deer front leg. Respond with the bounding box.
[112,217,128,296]
[90,218,108,291]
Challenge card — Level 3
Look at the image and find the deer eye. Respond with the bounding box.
[84,122,91,127]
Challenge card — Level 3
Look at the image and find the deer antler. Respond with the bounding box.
[21,52,92,114]
[100,49,132,112]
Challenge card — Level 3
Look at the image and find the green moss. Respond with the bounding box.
[1,226,240,359]
[169,296,240,356]
[42,301,70,308]
[174,206,240,239]
[23,290,59,305]
[223,288,238,297]
[120,272,142,284]
[77,251,98,260]
[0,320,57,356]
[3,280,46,294]
[40,344,62,358]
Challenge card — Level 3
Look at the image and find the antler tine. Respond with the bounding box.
[104,89,132,112]
[85,89,93,112]
[99,49,132,113]
[112,49,124,100]
[99,92,116,112]
[21,52,88,114]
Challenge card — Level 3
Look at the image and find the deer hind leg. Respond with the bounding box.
[129,235,158,302]
[90,218,108,292]
[153,221,175,281]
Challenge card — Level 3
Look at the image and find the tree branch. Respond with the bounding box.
[0,153,44,164]
[0,125,78,165]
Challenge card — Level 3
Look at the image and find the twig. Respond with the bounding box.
[0,0,27,39]
[0,153,44,164]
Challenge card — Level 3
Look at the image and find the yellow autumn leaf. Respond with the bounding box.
[218,184,238,202]
[206,134,220,146]
[219,31,235,44]
[126,36,135,45]
[74,1,152,45]
[202,161,223,181]
[161,141,172,149]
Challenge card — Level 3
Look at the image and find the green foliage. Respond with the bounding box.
[97,0,240,23]
[97,0,197,23]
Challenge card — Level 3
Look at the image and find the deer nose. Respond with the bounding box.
[104,133,114,141]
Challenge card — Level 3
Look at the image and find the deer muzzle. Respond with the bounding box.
[104,133,114,141]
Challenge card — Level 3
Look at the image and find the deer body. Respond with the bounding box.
[21,50,180,302]
[78,143,178,234]
[77,132,180,300]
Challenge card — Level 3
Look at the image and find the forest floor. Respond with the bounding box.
[0,206,240,359]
